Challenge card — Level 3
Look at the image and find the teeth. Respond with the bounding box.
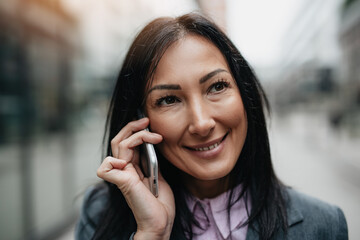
[195,142,219,151]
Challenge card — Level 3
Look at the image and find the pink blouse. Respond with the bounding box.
[186,185,251,240]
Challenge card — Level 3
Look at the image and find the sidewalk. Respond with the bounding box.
[269,110,360,239]
[271,110,360,174]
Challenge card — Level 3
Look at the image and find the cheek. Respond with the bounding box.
[221,95,247,129]
[149,114,183,148]
[226,109,246,128]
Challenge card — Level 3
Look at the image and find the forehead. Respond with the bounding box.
[150,34,230,85]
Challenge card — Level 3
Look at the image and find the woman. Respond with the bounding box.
[76,13,348,240]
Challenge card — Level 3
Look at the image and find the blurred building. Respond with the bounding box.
[0,0,79,141]
[0,0,79,239]
[338,0,360,128]
[197,0,227,31]
[272,0,341,109]
[271,0,360,133]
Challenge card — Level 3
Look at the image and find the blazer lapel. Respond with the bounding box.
[245,195,304,239]
[287,203,303,227]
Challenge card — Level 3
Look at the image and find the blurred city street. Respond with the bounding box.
[1,0,359,239]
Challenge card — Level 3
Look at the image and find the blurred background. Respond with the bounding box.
[0,0,359,239]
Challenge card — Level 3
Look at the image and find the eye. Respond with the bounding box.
[155,95,179,106]
[208,80,230,93]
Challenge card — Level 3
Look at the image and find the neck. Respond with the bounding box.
[182,173,230,199]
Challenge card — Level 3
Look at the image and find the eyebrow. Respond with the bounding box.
[199,68,227,84]
[147,84,181,94]
[147,68,228,94]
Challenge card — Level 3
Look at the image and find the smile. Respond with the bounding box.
[186,132,229,152]
[194,142,220,151]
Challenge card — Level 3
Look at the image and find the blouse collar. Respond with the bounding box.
[186,184,251,239]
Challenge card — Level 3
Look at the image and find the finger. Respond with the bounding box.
[117,130,162,162]
[97,156,127,179]
[111,118,149,158]
[97,158,142,194]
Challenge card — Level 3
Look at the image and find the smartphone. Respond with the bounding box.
[137,109,159,197]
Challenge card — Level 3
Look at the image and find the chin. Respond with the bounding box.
[189,167,232,181]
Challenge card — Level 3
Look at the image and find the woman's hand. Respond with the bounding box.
[96,118,175,240]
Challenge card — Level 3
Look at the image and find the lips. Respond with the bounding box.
[185,132,229,151]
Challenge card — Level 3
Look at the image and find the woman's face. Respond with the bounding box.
[145,35,247,182]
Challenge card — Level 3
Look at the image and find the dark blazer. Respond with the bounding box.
[246,188,348,240]
[75,187,348,240]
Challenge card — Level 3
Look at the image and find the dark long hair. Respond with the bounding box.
[89,12,287,240]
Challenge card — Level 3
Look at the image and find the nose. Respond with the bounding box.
[188,101,216,137]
